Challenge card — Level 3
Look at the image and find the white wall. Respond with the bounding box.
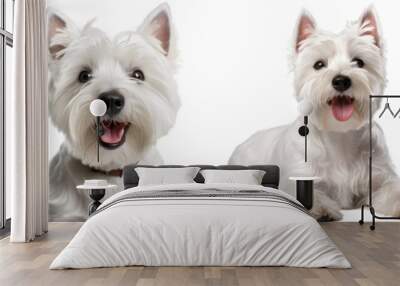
[48,0,400,170]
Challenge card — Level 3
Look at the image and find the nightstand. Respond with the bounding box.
[77,180,117,215]
[289,176,320,210]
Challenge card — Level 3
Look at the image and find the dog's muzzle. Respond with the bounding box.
[96,90,128,149]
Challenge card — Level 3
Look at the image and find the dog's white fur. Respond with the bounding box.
[230,7,400,220]
[48,3,180,221]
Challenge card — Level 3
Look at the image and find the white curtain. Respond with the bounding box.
[8,0,49,242]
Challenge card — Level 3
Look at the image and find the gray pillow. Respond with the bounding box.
[136,167,201,186]
[200,169,266,185]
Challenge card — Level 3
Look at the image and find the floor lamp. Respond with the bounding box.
[89,99,107,162]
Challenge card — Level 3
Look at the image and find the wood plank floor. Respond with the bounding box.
[0,222,399,286]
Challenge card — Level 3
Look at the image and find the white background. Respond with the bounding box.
[48,0,400,170]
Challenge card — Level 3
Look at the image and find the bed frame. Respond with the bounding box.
[123,165,280,190]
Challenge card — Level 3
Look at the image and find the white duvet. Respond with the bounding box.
[50,183,350,269]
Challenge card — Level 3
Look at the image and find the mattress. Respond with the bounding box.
[50,183,351,269]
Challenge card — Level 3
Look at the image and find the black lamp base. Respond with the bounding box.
[88,189,106,215]
[296,180,313,210]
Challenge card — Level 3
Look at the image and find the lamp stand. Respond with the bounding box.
[298,116,309,163]
[293,115,315,210]
[96,116,100,162]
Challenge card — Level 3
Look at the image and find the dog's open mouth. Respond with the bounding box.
[98,120,130,149]
[327,95,355,122]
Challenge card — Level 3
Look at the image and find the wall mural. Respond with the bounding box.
[47,0,400,222]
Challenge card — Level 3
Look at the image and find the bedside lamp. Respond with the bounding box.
[89,99,107,162]
[289,98,318,210]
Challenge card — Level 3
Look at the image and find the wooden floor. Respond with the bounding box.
[0,222,399,286]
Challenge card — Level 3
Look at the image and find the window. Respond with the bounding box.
[0,0,14,232]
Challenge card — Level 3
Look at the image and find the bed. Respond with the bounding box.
[50,165,350,269]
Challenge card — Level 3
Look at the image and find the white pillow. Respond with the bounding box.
[136,167,201,186]
[200,169,266,185]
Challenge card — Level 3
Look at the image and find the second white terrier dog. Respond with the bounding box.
[48,3,180,220]
[230,7,400,220]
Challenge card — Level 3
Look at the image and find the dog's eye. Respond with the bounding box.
[313,60,326,70]
[352,58,365,68]
[131,69,145,81]
[78,70,93,83]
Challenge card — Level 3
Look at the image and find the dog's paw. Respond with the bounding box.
[374,184,400,217]
[311,205,343,222]
[383,200,400,217]
[375,195,400,217]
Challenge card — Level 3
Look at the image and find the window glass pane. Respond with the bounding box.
[0,39,2,227]
[0,1,2,29]
[5,45,12,219]
[6,0,14,33]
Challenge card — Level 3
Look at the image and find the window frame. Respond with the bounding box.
[0,0,14,232]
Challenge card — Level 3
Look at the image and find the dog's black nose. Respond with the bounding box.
[332,75,352,92]
[98,91,125,116]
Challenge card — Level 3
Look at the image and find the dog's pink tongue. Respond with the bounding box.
[331,98,354,122]
[100,123,125,144]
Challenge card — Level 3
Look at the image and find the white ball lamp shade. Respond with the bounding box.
[90,99,107,117]
[297,98,313,116]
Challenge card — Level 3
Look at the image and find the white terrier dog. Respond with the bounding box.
[48,3,180,221]
[230,7,400,221]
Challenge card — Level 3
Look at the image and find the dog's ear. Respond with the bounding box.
[48,11,73,60]
[138,3,174,57]
[48,12,67,59]
[294,10,316,53]
[358,6,381,47]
